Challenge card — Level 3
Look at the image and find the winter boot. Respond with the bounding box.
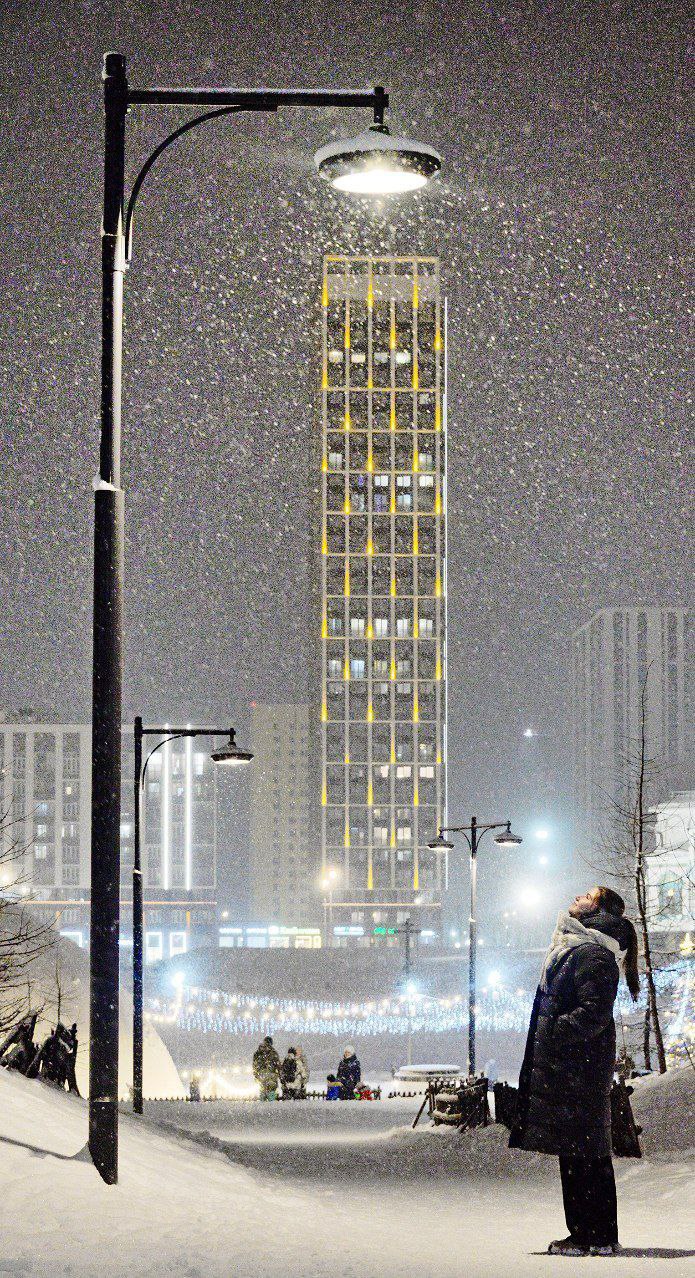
[548,1236,590,1257]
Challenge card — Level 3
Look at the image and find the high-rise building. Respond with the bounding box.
[0,717,222,959]
[120,729,220,962]
[315,255,447,945]
[571,608,693,851]
[248,703,313,926]
[646,792,695,937]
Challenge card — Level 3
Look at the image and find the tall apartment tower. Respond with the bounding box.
[572,607,693,851]
[248,704,312,926]
[316,255,447,944]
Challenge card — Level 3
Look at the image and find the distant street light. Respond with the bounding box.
[131,719,252,1115]
[89,52,441,1184]
[428,818,523,1075]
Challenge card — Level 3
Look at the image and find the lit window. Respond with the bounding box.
[396,765,412,779]
[374,617,389,637]
[350,659,366,679]
[350,617,366,637]
[419,765,435,779]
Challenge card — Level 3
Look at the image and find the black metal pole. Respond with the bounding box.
[468,816,478,1077]
[89,51,127,1185]
[132,717,143,1114]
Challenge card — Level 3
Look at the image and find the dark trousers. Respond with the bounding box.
[559,1155,618,1247]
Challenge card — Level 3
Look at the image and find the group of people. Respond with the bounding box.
[252,1037,310,1100]
[252,1036,365,1101]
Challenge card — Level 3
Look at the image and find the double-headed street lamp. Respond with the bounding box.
[428,818,523,1076]
[131,719,252,1115]
[89,51,441,1183]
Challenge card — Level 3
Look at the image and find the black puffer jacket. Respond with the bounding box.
[509,910,630,1158]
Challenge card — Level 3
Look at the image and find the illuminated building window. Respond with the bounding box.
[350,659,366,679]
[350,617,366,637]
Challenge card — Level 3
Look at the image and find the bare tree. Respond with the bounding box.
[590,674,690,1074]
[0,806,54,1034]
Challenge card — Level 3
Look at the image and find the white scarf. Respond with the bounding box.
[540,910,626,991]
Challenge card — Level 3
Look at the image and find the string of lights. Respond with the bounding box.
[145,961,693,1041]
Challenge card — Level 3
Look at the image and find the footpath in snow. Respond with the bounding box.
[0,1066,693,1277]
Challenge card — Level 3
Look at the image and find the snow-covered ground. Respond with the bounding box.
[0,1066,693,1277]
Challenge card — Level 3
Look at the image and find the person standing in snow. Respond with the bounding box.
[336,1045,361,1099]
[280,1047,301,1099]
[252,1035,281,1101]
[294,1046,309,1098]
[509,885,640,1257]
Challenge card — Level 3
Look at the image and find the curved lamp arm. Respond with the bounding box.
[141,732,187,788]
[125,104,248,262]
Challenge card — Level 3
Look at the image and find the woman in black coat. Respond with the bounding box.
[509,885,640,1257]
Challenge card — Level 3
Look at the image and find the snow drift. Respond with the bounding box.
[0,906,183,1098]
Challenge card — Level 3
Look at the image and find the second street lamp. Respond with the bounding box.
[131,720,252,1116]
[428,818,523,1077]
[90,51,441,1183]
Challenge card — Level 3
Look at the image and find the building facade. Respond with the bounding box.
[572,608,693,852]
[316,255,447,944]
[248,703,313,927]
[646,792,695,936]
[0,718,222,960]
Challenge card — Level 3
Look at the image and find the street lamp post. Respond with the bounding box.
[89,50,440,1183]
[131,719,252,1115]
[428,819,522,1076]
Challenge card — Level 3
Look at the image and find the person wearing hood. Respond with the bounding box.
[252,1035,281,1101]
[510,885,640,1258]
[336,1045,361,1099]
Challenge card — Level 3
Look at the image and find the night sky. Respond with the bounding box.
[1,2,691,910]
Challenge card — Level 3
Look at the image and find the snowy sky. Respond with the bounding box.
[0,1,691,888]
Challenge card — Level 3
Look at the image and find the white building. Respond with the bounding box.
[248,704,314,927]
[572,607,692,852]
[647,792,695,934]
[0,717,222,960]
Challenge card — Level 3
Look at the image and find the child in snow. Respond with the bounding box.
[325,1074,342,1100]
